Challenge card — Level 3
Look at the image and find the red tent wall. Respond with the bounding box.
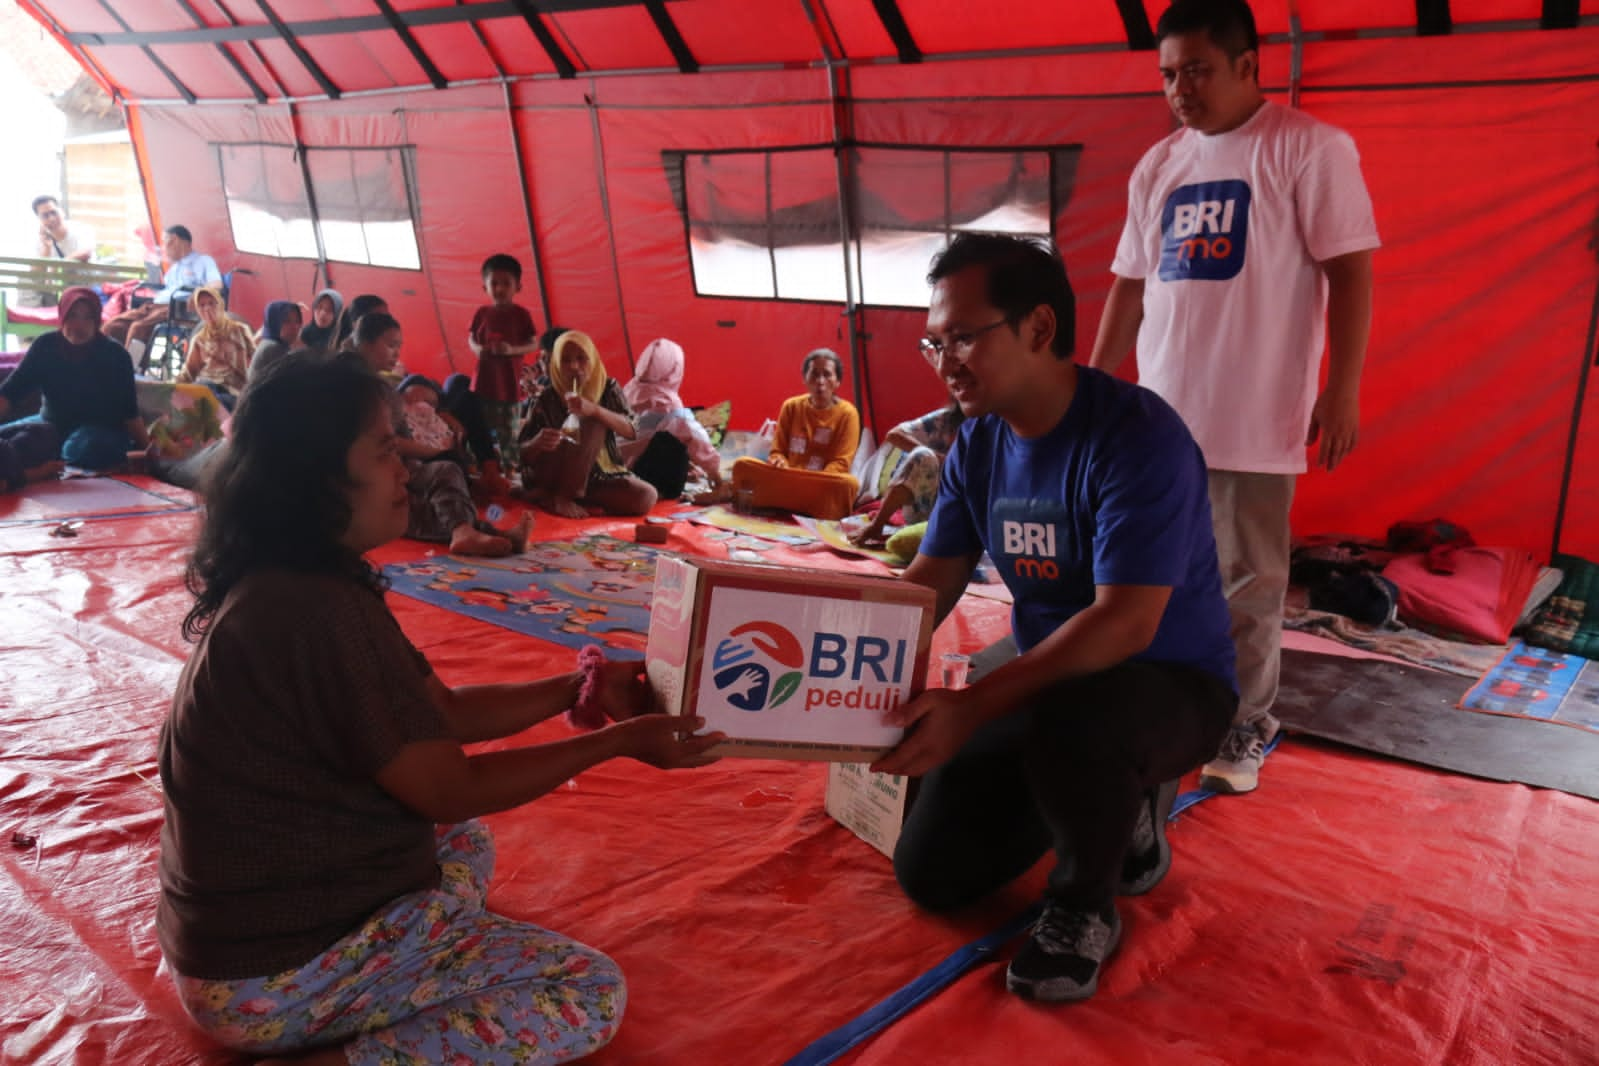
[114,25,1599,559]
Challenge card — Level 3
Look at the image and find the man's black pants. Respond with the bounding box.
[893,638,1237,912]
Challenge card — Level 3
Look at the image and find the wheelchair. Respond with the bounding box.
[142,271,236,381]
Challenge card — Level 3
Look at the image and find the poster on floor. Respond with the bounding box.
[1459,640,1599,734]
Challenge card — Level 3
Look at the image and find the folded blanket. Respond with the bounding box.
[1382,546,1541,645]
[1524,553,1599,658]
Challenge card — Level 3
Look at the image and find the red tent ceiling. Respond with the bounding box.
[22,1,1599,104]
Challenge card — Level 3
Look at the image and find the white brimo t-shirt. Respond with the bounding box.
[1111,101,1380,474]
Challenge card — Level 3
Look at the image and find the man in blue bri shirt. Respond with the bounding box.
[872,234,1237,1003]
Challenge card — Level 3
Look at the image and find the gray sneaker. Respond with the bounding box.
[1006,901,1122,1003]
[1199,721,1280,794]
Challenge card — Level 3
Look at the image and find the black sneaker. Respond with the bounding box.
[1118,777,1179,896]
[1006,900,1122,1003]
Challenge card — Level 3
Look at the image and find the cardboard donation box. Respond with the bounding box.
[824,763,918,859]
[645,556,935,759]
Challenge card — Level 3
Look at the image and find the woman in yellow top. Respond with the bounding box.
[730,348,860,520]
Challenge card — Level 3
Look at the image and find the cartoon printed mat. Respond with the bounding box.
[382,535,667,658]
[1460,640,1599,734]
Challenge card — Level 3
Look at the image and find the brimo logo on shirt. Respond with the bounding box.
[1159,179,1250,282]
[711,620,908,714]
[1003,520,1060,580]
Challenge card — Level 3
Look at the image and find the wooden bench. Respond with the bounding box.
[0,256,148,349]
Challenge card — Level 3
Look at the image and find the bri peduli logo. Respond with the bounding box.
[710,620,910,714]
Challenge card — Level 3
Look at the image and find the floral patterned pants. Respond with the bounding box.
[172,821,624,1065]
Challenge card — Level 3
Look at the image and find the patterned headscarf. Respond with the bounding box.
[188,284,237,348]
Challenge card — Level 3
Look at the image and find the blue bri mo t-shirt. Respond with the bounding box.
[920,366,1237,694]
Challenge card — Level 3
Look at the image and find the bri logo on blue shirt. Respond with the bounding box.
[1002,519,1060,581]
[1158,180,1250,282]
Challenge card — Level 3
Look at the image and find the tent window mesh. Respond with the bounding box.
[669,145,1079,307]
[218,144,422,270]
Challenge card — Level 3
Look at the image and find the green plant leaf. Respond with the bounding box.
[769,671,802,709]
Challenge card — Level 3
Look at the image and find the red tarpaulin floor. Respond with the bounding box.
[3,479,1597,1066]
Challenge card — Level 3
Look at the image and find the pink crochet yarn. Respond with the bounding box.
[568,645,610,730]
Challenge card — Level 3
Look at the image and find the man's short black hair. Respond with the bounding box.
[927,233,1076,360]
[1155,0,1260,58]
[31,195,59,215]
[482,253,523,282]
[166,224,194,244]
[540,326,568,353]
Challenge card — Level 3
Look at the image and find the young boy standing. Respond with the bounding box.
[468,254,539,475]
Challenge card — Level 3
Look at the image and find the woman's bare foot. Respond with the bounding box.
[449,523,513,557]
[691,482,733,507]
[543,496,589,519]
[503,513,535,553]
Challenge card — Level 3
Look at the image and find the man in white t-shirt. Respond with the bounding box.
[20,196,96,308]
[1089,0,1379,794]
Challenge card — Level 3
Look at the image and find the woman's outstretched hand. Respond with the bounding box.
[612,714,724,769]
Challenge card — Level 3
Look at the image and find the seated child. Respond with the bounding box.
[728,348,860,520]
[619,337,724,500]
[847,399,963,546]
[350,314,529,557]
[158,355,724,1065]
[396,373,466,463]
[518,330,657,519]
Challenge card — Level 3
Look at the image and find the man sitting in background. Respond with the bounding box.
[103,225,221,363]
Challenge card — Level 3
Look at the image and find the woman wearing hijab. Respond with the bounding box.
[180,285,254,410]
[250,300,304,383]
[517,330,656,518]
[0,286,149,470]
[619,337,723,499]
[297,289,344,354]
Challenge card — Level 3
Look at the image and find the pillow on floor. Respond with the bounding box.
[1382,546,1540,645]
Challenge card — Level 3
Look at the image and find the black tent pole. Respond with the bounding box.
[585,85,636,373]
[503,81,553,330]
[1549,202,1599,560]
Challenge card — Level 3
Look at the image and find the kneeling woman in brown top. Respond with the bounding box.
[157,356,721,1065]
[518,330,658,519]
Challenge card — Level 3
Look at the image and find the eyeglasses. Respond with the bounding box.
[919,318,1010,367]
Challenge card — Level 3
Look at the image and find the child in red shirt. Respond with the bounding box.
[468,254,538,475]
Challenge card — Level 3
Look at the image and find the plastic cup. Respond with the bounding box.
[941,652,971,690]
[734,487,756,515]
